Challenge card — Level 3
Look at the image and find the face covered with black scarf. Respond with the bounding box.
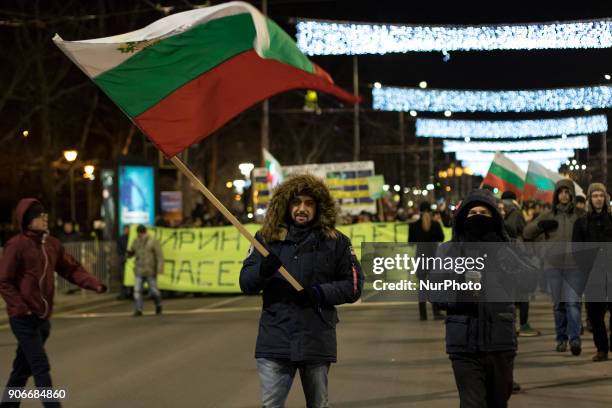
[463,205,502,242]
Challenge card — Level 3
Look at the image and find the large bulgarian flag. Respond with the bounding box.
[53,1,358,157]
[482,152,526,199]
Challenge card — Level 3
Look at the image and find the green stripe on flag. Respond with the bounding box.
[488,161,525,189]
[94,14,314,117]
[525,172,556,191]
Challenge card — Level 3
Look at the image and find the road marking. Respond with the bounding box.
[50,299,421,320]
[63,300,126,314]
[194,296,247,310]
[55,306,263,319]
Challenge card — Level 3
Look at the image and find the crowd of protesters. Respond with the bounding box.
[1,176,611,408]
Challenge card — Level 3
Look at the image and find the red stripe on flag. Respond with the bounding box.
[523,184,554,203]
[482,172,523,199]
[135,50,359,157]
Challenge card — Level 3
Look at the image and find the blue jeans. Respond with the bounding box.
[133,276,161,312]
[256,358,330,408]
[545,268,584,344]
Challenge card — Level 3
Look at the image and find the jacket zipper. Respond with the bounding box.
[39,238,50,319]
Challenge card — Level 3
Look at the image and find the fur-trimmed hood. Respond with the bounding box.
[260,174,338,242]
[552,178,575,214]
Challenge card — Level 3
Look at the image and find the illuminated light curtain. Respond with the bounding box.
[416,116,607,138]
[461,159,569,176]
[296,19,612,55]
[443,135,589,153]
[372,85,612,112]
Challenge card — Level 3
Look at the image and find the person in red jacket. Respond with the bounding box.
[0,198,106,407]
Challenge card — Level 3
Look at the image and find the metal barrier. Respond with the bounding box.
[58,241,119,295]
[0,241,119,296]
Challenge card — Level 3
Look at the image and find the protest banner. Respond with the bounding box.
[124,222,452,293]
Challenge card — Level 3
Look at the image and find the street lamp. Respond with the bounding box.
[84,164,95,180]
[238,162,255,178]
[63,150,78,222]
[63,150,78,162]
[233,179,246,194]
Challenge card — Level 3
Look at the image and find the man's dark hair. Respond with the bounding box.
[136,224,147,233]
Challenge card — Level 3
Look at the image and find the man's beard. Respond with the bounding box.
[292,212,313,227]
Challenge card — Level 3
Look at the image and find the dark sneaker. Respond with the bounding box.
[512,381,521,394]
[519,323,541,337]
[556,340,568,352]
[570,341,582,356]
[592,352,608,362]
[155,305,163,315]
[133,310,143,317]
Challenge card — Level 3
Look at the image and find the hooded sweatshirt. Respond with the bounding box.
[0,199,104,319]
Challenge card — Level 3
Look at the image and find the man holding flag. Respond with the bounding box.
[240,174,363,408]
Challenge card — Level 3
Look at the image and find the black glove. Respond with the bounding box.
[298,285,324,307]
[538,219,559,233]
[260,253,282,278]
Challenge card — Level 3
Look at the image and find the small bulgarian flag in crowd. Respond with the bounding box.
[482,152,526,200]
[523,161,560,203]
[263,148,283,188]
[53,1,358,158]
[524,161,585,203]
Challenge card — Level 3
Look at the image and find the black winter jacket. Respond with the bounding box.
[430,189,525,354]
[240,228,363,362]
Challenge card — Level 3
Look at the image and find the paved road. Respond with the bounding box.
[0,294,611,407]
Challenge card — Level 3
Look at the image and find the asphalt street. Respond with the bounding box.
[0,293,611,408]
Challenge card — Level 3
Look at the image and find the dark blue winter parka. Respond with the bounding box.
[240,175,363,362]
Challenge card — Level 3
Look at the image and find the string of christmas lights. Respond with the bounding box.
[372,85,612,112]
[458,150,578,175]
[443,135,589,153]
[416,115,607,139]
[460,159,566,176]
[455,150,575,163]
[296,19,612,55]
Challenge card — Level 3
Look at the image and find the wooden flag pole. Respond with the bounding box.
[170,156,303,291]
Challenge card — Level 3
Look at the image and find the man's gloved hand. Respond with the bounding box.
[538,219,559,233]
[298,285,324,307]
[260,253,282,278]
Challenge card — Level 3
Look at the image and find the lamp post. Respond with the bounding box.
[63,150,78,222]
[83,164,96,226]
[238,163,255,217]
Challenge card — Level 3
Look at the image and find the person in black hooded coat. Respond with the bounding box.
[240,174,363,408]
[430,189,532,408]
